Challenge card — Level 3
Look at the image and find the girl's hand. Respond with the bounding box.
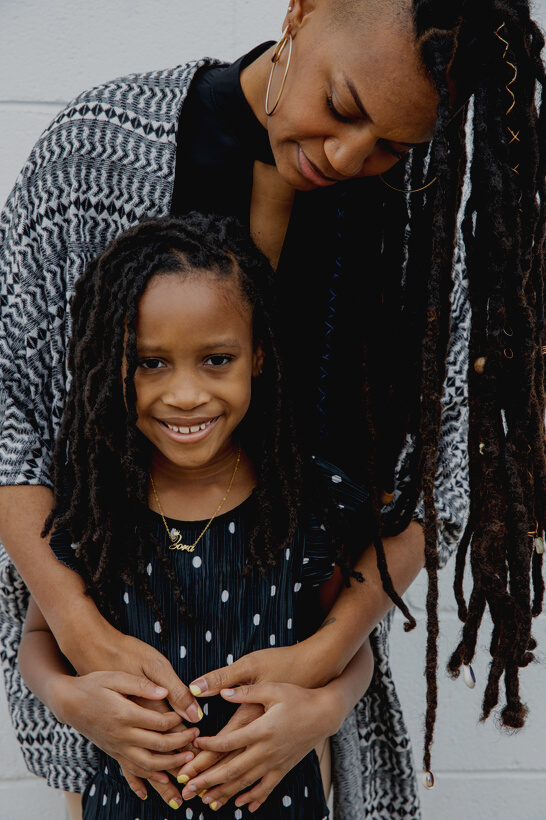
[178,682,340,813]
[52,671,200,780]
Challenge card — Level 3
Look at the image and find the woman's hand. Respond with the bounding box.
[51,671,200,778]
[178,683,340,813]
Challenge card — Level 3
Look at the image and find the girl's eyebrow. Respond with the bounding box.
[342,74,424,148]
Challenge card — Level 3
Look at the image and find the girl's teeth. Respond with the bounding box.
[165,421,210,434]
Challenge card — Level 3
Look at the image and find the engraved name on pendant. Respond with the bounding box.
[169,529,197,552]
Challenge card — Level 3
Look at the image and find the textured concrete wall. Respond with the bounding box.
[1,1,546,818]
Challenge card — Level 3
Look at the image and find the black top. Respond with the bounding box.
[51,459,368,819]
[171,46,383,483]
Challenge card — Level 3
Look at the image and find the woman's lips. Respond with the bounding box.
[297,146,339,187]
[156,417,218,443]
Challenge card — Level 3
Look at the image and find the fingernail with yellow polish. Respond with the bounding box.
[177,774,189,784]
[198,790,208,799]
[168,798,181,810]
[211,802,219,810]
[197,705,204,720]
[189,684,202,696]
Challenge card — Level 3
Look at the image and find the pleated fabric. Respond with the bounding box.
[51,457,369,818]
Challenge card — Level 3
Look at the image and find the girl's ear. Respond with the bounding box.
[252,343,265,377]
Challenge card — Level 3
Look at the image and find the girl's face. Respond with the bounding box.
[255,0,439,190]
[130,271,263,474]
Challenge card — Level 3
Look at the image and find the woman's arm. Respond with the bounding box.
[190,520,424,697]
[19,595,201,807]
[0,484,203,723]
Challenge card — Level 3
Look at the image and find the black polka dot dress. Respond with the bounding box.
[49,458,370,820]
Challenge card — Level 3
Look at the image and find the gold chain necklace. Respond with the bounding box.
[149,444,241,552]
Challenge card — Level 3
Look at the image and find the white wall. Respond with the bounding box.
[1,2,546,818]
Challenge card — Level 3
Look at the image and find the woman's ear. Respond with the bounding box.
[252,343,265,377]
[282,0,317,37]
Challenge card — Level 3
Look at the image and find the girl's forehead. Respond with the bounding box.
[138,270,253,331]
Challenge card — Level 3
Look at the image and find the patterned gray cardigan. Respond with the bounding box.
[0,62,470,819]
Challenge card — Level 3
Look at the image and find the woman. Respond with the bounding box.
[0,0,544,818]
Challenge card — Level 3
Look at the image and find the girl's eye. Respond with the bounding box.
[378,139,409,161]
[326,95,352,124]
[138,358,165,370]
[204,354,233,367]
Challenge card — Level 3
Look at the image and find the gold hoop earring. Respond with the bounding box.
[265,27,293,116]
[379,174,437,194]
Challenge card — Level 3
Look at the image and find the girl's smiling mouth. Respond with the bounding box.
[156,417,218,440]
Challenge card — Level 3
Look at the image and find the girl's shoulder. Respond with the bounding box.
[311,455,369,513]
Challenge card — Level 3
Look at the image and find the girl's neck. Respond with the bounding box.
[148,444,256,521]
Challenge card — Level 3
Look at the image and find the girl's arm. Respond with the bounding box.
[19,595,201,808]
[0,484,203,724]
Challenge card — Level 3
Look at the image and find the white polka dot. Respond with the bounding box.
[203,702,209,715]
[123,592,129,604]
[221,589,230,603]
[154,621,161,633]
[320,524,326,531]
[102,795,108,806]
[70,542,77,551]
[186,809,193,819]
[147,562,152,575]
[206,630,212,642]
[331,474,342,483]
[294,582,301,592]
[285,548,290,560]
[227,654,234,665]
[270,634,276,645]
[253,614,260,626]
[271,585,276,596]
[303,557,309,564]
[116,793,120,804]
[338,503,345,509]
[287,619,293,630]
[192,555,202,568]
[104,765,108,774]
[235,811,243,819]
[229,521,236,534]
[304,786,309,798]
[180,645,186,659]
[282,795,292,807]
[89,784,96,797]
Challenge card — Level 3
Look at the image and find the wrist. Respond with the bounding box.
[314,684,347,736]
[46,672,78,725]
[57,612,120,675]
[288,634,344,688]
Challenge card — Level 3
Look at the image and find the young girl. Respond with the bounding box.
[18,213,374,819]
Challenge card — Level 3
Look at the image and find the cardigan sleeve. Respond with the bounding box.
[0,168,61,488]
[389,238,471,568]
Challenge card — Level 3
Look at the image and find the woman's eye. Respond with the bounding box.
[378,139,409,160]
[205,354,232,367]
[138,358,165,370]
[326,95,352,124]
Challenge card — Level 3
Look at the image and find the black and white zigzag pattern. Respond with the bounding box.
[0,61,470,816]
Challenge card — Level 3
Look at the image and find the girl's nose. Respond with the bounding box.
[323,127,376,178]
[163,374,210,409]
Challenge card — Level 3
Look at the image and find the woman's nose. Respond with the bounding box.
[324,127,376,177]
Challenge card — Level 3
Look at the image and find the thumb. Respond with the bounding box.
[221,682,277,707]
[189,656,254,697]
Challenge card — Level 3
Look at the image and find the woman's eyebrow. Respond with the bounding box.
[343,74,425,148]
